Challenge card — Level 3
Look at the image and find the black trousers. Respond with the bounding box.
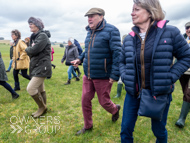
[179,74,190,103]
[13,69,31,83]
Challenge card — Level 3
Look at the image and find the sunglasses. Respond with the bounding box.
[186,26,190,30]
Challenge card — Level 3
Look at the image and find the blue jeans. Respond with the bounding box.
[0,81,15,94]
[67,65,77,80]
[7,59,13,71]
[120,93,171,143]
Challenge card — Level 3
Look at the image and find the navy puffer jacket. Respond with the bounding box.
[120,20,190,97]
[79,19,121,80]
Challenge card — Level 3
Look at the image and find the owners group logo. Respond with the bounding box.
[10,116,61,134]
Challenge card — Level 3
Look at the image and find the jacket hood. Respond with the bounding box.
[44,30,51,38]
[30,30,51,42]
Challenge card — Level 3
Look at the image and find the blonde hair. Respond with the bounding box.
[133,0,165,21]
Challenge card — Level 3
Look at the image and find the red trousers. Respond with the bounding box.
[82,75,118,129]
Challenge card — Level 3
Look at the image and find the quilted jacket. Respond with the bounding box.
[120,20,190,97]
[79,19,121,80]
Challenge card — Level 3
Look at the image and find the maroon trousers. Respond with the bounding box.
[82,75,118,129]
[179,74,190,103]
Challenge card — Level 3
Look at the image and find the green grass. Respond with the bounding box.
[0,43,190,142]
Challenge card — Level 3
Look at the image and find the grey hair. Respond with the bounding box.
[133,0,165,21]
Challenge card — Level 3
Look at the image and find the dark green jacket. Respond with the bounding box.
[0,52,8,81]
[25,30,52,78]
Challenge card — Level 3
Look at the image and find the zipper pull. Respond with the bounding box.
[153,96,156,100]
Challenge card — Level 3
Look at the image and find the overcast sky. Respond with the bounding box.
[1,0,190,43]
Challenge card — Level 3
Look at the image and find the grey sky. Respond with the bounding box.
[0,0,190,43]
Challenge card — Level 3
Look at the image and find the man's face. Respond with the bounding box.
[186,26,190,38]
[88,14,103,30]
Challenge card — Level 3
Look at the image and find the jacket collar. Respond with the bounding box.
[129,20,169,37]
[13,39,19,47]
[85,19,106,32]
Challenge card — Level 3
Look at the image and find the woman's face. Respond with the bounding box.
[11,33,17,41]
[131,4,151,27]
[29,23,39,33]
[68,41,72,46]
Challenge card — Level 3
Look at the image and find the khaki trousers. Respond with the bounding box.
[27,77,45,96]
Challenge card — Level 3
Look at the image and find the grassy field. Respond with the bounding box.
[0,43,190,143]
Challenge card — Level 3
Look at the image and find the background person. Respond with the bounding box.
[73,39,82,77]
[6,42,13,72]
[25,37,30,46]
[72,7,121,135]
[61,37,80,85]
[51,47,56,69]
[25,17,52,118]
[0,52,19,99]
[119,0,190,142]
[114,34,127,98]
[11,29,31,91]
[175,22,190,128]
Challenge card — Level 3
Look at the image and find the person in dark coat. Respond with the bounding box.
[61,37,80,85]
[175,21,190,128]
[73,39,82,77]
[0,52,19,99]
[6,43,13,72]
[119,0,190,142]
[72,7,121,135]
[25,17,52,118]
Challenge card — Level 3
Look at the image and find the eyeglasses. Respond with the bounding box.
[186,26,190,30]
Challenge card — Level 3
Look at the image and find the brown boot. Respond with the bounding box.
[41,91,46,104]
[32,91,47,116]
[31,93,47,118]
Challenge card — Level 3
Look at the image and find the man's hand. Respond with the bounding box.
[109,78,116,84]
[71,59,81,67]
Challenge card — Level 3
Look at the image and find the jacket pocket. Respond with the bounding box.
[104,58,107,73]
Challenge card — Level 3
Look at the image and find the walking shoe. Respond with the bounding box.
[112,104,121,122]
[12,93,19,99]
[14,87,20,91]
[75,126,93,135]
[78,72,81,77]
[64,80,71,85]
[76,77,80,81]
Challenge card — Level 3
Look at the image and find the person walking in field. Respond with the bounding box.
[51,47,56,69]
[6,42,13,72]
[72,7,121,135]
[73,39,82,77]
[175,21,190,128]
[119,0,190,142]
[25,17,52,118]
[0,52,19,99]
[11,29,31,91]
[61,38,80,85]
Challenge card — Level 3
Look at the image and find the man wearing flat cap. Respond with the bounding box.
[175,22,190,128]
[72,7,121,135]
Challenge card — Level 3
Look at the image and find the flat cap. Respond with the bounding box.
[85,8,105,17]
[185,22,190,27]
